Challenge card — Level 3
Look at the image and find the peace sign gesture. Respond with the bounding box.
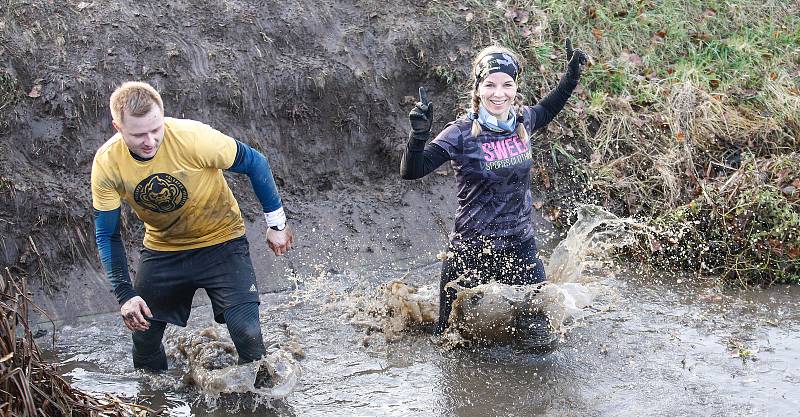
[409,86,434,135]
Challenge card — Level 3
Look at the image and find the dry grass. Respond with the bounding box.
[620,152,800,285]
[0,269,157,416]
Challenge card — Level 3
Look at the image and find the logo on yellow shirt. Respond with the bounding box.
[133,173,188,213]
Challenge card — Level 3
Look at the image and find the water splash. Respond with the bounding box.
[383,205,638,346]
[381,281,438,340]
[546,204,639,284]
[162,325,302,406]
[277,205,637,348]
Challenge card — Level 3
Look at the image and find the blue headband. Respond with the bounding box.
[474,52,520,88]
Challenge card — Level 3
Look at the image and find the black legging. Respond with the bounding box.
[437,239,546,333]
[131,302,266,371]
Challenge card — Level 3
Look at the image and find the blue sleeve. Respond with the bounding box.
[93,208,137,304]
[227,140,283,212]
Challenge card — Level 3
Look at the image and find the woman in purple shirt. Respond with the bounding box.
[400,41,588,340]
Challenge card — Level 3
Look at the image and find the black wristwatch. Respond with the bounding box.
[269,223,286,231]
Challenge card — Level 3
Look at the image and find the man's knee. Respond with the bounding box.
[132,342,168,371]
[131,322,168,371]
[230,319,263,342]
[231,325,266,363]
[224,303,266,363]
[225,302,260,332]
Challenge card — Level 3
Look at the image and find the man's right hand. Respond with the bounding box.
[267,226,294,256]
[120,296,153,332]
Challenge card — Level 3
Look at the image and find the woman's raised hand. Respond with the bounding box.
[409,86,434,135]
[565,38,589,81]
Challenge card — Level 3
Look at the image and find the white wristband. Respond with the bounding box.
[264,207,287,227]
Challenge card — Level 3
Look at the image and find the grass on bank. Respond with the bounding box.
[625,153,800,285]
[430,0,800,284]
[0,69,20,112]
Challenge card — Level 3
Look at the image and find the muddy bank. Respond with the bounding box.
[0,1,539,320]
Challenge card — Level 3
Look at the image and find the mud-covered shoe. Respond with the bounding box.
[514,312,557,352]
[254,365,274,389]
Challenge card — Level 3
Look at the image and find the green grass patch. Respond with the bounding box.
[0,176,10,191]
[444,0,798,114]
[433,64,460,86]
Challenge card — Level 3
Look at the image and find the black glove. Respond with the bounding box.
[565,38,588,81]
[409,86,433,135]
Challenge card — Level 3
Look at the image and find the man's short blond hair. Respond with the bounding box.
[109,81,164,124]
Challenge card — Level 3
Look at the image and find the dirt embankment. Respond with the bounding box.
[1,1,524,320]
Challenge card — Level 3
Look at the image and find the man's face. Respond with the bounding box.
[113,105,165,159]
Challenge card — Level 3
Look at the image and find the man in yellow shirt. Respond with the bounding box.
[92,81,293,371]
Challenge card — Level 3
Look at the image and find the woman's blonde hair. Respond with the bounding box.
[469,46,528,142]
[109,81,164,124]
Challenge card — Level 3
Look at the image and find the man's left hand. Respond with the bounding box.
[267,227,294,256]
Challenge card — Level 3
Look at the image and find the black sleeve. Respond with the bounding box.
[529,76,578,131]
[400,132,451,180]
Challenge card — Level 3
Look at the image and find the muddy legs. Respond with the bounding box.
[131,320,168,371]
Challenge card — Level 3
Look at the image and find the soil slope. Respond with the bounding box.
[0,1,555,320]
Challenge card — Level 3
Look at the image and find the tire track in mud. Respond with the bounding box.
[166,36,212,80]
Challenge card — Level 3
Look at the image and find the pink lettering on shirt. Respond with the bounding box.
[481,135,532,164]
[505,138,519,157]
[513,137,528,153]
[494,140,508,160]
[482,143,496,162]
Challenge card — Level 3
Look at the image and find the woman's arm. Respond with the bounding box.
[530,39,588,131]
[529,76,579,131]
[400,133,450,180]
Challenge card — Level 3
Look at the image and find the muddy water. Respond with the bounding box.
[52,273,800,416]
[49,215,800,416]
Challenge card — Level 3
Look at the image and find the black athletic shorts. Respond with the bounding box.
[135,235,260,326]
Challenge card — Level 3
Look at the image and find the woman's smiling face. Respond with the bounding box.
[478,72,517,118]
